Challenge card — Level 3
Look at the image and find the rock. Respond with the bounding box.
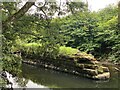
[76,64,84,69]
[74,52,96,61]
[23,51,111,80]
[114,67,120,72]
[93,72,110,80]
[83,69,98,76]
[45,64,48,67]
[102,67,109,72]
[0,71,13,88]
[98,66,104,74]
[84,64,98,69]
[0,71,7,79]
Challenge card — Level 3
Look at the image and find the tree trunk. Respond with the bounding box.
[2,1,35,31]
[118,1,120,27]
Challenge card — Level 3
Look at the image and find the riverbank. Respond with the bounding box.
[20,63,119,88]
[100,61,120,72]
[22,52,110,80]
[1,63,119,88]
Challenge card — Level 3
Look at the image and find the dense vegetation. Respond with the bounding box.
[57,5,119,62]
[1,1,120,75]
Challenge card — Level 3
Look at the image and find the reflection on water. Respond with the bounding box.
[8,63,120,88]
[3,71,49,89]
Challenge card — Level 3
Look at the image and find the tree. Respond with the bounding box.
[118,1,120,27]
[2,1,35,30]
[56,5,119,63]
[1,0,89,74]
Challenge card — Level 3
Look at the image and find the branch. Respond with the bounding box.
[34,0,48,20]
[34,1,52,27]
[58,0,61,16]
[2,1,35,30]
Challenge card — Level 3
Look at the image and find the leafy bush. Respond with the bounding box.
[21,42,60,59]
[57,5,119,63]
[2,54,22,75]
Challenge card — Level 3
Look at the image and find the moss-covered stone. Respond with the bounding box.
[83,69,98,76]
[93,72,110,80]
[23,51,110,80]
[98,66,104,74]
[76,64,84,69]
[102,67,109,72]
[84,64,98,69]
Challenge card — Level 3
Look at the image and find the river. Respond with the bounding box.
[2,63,120,89]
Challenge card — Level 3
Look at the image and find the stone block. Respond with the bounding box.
[84,64,98,69]
[83,69,98,76]
[102,67,109,72]
[93,72,110,80]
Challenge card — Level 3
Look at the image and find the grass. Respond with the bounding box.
[22,43,42,47]
[21,43,79,56]
[59,46,79,56]
[13,42,95,60]
[59,46,95,60]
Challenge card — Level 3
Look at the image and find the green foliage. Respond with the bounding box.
[20,42,60,59]
[2,2,62,74]
[66,1,88,14]
[2,54,22,75]
[1,1,119,76]
[57,5,119,63]
[1,2,18,21]
[57,12,100,52]
[59,46,79,55]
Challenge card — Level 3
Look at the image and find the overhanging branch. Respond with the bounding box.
[2,1,35,31]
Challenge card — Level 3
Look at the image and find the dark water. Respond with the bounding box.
[6,63,120,89]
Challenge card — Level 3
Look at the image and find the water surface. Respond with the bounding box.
[11,63,119,89]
